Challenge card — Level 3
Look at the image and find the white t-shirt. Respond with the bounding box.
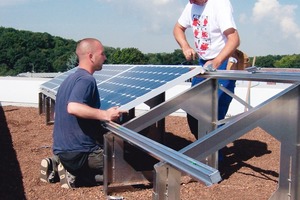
[178,0,237,60]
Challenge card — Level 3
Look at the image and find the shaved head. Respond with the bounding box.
[76,38,102,58]
[75,38,106,74]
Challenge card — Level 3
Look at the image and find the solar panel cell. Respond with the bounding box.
[40,64,202,110]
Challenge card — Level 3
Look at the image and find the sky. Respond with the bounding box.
[0,0,299,57]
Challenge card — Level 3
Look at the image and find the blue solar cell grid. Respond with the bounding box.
[40,68,77,91]
[93,65,133,86]
[40,64,194,110]
[98,65,190,109]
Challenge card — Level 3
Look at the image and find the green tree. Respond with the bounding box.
[66,52,78,70]
[145,53,162,64]
[0,63,13,76]
[255,55,283,68]
[170,49,186,65]
[274,54,300,68]
[1,26,299,76]
[53,54,72,72]
[0,27,76,75]
[104,46,117,64]
[14,56,31,74]
[110,48,148,64]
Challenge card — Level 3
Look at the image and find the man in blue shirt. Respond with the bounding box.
[40,38,127,188]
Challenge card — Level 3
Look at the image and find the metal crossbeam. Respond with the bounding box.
[103,121,221,186]
[108,70,300,199]
[201,70,300,83]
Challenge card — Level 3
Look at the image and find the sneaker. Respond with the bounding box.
[40,158,59,183]
[58,163,76,189]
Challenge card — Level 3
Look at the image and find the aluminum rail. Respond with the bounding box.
[103,121,221,186]
[200,70,300,83]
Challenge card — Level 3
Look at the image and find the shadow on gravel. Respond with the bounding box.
[0,106,26,200]
[161,131,279,184]
[163,131,193,150]
[219,139,279,182]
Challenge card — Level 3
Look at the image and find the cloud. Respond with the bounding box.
[252,0,300,39]
[96,0,182,34]
[152,0,172,5]
[238,13,247,24]
[97,0,173,6]
[0,0,48,7]
[0,0,27,7]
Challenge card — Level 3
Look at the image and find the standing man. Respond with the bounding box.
[173,0,240,138]
[40,38,127,188]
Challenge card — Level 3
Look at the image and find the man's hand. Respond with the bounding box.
[106,106,128,122]
[203,63,216,72]
[183,48,197,61]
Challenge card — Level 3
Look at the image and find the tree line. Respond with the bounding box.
[0,26,299,76]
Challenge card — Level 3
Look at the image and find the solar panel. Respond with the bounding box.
[40,64,203,110]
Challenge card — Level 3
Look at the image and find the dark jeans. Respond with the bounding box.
[188,59,235,139]
[87,147,104,175]
[57,147,104,186]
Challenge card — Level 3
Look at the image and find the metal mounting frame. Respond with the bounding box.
[104,70,300,200]
[38,67,300,199]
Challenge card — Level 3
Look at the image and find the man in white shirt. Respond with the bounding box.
[174,0,240,138]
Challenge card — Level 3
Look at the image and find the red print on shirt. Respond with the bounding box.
[192,14,210,55]
[194,29,199,38]
[201,29,208,38]
[193,18,199,26]
[203,17,208,26]
[200,42,209,51]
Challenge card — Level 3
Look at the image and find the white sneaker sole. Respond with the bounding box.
[40,158,50,183]
[58,163,73,189]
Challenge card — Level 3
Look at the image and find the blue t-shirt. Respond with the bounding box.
[53,68,102,154]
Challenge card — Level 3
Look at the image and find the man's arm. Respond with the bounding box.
[208,28,240,69]
[173,22,197,61]
[67,102,127,122]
